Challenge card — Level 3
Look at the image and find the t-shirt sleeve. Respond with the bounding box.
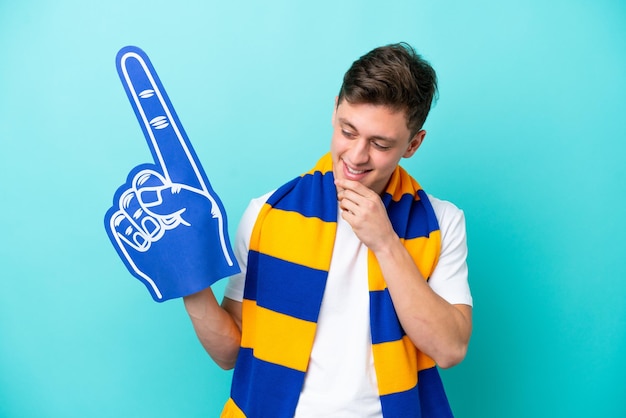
[427,195,473,306]
[223,192,273,302]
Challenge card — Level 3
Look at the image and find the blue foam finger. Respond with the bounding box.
[104,46,240,302]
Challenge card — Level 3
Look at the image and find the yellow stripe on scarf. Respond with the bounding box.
[249,204,336,271]
[241,299,316,372]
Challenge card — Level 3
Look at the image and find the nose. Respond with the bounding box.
[347,138,370,165]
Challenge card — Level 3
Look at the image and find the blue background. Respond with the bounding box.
[1,1,625,417]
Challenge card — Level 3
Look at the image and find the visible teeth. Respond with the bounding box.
[347,166,366,174]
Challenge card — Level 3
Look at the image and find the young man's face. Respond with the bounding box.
[331,99,425,195]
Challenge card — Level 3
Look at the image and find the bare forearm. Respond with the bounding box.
[335,179,472,367]
[183,288,241,369]
[374,239,472,368]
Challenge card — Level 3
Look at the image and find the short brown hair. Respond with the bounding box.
[337,42,438,136]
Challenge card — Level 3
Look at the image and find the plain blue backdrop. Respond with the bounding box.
[1,1,625,417]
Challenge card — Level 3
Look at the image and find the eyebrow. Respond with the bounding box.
[338,118,398,143]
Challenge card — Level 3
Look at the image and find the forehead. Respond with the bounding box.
[336,100,411,138]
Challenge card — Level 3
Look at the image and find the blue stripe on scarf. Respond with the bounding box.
[380,384,421,418]
[231,347,305,418]
[385,191,439,240]
[269,171,337,223]
[245,251,327,322]
[417,367,454,417]
[369,289,405,344]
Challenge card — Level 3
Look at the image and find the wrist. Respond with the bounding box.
[183,287,216,319]
[370,231,401,257]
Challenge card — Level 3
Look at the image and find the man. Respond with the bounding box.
[183,42,473,417]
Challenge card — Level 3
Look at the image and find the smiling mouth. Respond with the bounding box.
[343,160,372,178]
[346,165,368,175]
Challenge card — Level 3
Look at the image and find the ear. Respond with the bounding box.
[403,130,426,158]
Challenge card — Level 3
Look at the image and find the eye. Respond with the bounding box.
[372,141,391,150]
[341,129,356,139]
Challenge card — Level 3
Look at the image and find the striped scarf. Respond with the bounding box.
[221,153,453,417]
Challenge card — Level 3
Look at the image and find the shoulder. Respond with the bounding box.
[427,194,465,235]
[239,190,275,227]
[249,190,275,210]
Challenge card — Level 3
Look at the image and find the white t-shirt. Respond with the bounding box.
[224,192,472,417]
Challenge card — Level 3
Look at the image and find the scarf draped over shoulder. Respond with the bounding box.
[221,153,454,418]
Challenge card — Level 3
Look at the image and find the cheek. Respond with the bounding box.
[374,153,401,173]
[330,133,344,155]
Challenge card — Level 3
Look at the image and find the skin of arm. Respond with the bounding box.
[336,178,472,369]
[183,288,242,370]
